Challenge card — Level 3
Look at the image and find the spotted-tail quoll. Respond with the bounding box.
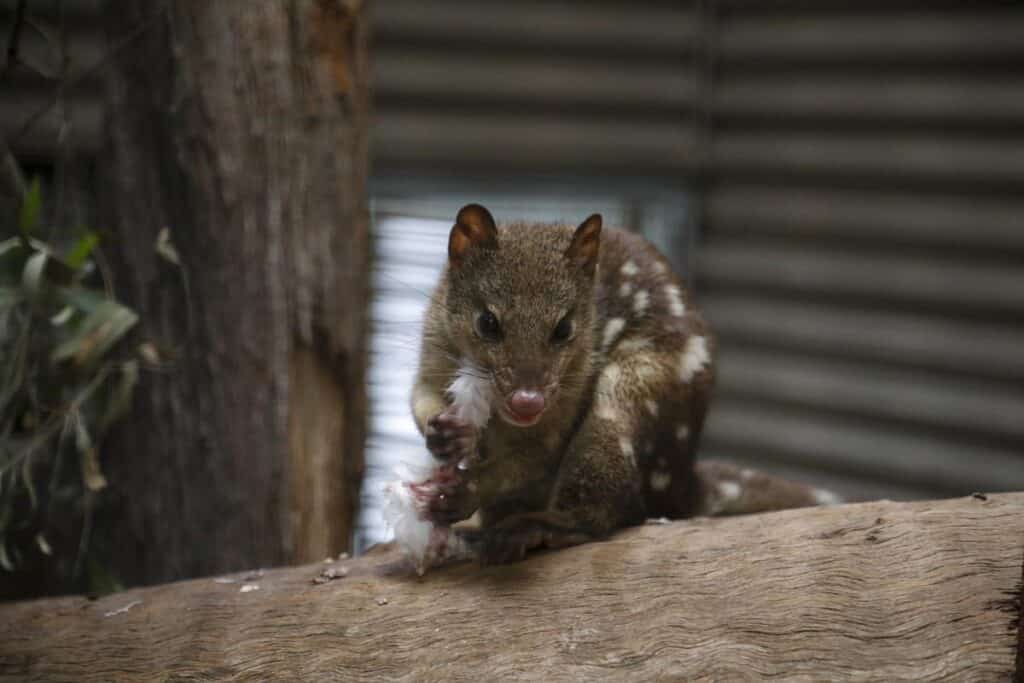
[409,203,840,565]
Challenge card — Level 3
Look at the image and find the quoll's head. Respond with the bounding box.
[444,203,601,428]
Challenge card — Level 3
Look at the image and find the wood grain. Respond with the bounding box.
[2,494,1022,682]
[96,0,370,584]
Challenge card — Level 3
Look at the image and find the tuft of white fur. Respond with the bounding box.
[381,364,492,574]
[632,289,650,315]
[446,367,493,430]
[718,481,742,501]
[664,284,686,317]
[601,318,626,352]
[813,488,843,506]
[679,335,710,383]
[380,477,435,571]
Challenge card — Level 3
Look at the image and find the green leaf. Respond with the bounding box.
[52,299,139,368]
[0,540,13,571]
[20,249,74,298]
[18,178,42,238]
[0,237,21,258]
[20,452,38,511]
[75,420,107,492]
[65,233,100,270]
[0,287,20,333]
[21,251,47,298]
[0,239,29,289]
[100,360,138,433]
[50,305,73,326]
[0,471,10,530]
[35,532,52,556]
[155,227,181,266]
[0,286,19,309]
[59,286,112,315]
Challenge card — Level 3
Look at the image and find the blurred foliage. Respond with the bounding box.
[1,179,139,595]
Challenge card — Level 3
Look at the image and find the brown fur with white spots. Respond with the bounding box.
[410,204,836,565]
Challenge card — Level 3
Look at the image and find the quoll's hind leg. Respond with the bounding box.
[628,332,837,519]
[622,333,715,520]
[548,334,716,527]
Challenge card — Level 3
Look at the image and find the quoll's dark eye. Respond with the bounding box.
[476,309,502,341]
[551,315,574,344]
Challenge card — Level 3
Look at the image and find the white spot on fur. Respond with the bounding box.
[620,260,638,276]
[598,363,622,394]
[813,488,843,506]
[602,318,626,351]
[741,468,756,480]
[618,337,654,354]
[652,261,667,275]
[619,281,633,298]
[633,289,650,315]
[650,471,671,491]
[618,436,636,465]
[675,424,689,440]
[644,400,659,416]
[664,284,686,317]
[679,335,710,383]
[595,363,622,421]
[446,366,493,429]
[718,481,742,501]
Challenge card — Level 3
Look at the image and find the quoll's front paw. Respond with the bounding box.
[479,528,543,566]
[417,464,477,525]
[476,523,554,566]
[425,412,476,461]
[474,515,595,566]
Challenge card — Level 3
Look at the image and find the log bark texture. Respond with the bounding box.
[2,495,1022,682]
[96,0,370,585]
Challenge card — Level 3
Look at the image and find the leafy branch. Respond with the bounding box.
[0,183,140,589]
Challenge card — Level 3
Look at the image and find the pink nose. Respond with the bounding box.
[507,389,545,419]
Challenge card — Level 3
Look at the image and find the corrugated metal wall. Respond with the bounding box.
[3,0,698,171]
[0,0,104,160]
[372,0,699,174]
[696,0,1024,501]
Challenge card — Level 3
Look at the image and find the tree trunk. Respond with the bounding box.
[0,495,1021,681]
[95,0,370,587]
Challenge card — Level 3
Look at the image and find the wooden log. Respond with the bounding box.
[1,494,1022,681]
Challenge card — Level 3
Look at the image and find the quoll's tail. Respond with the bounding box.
[694,460,842,517]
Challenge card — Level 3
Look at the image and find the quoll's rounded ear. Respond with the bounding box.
[565,214,602,275]
[449,203,499,267]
